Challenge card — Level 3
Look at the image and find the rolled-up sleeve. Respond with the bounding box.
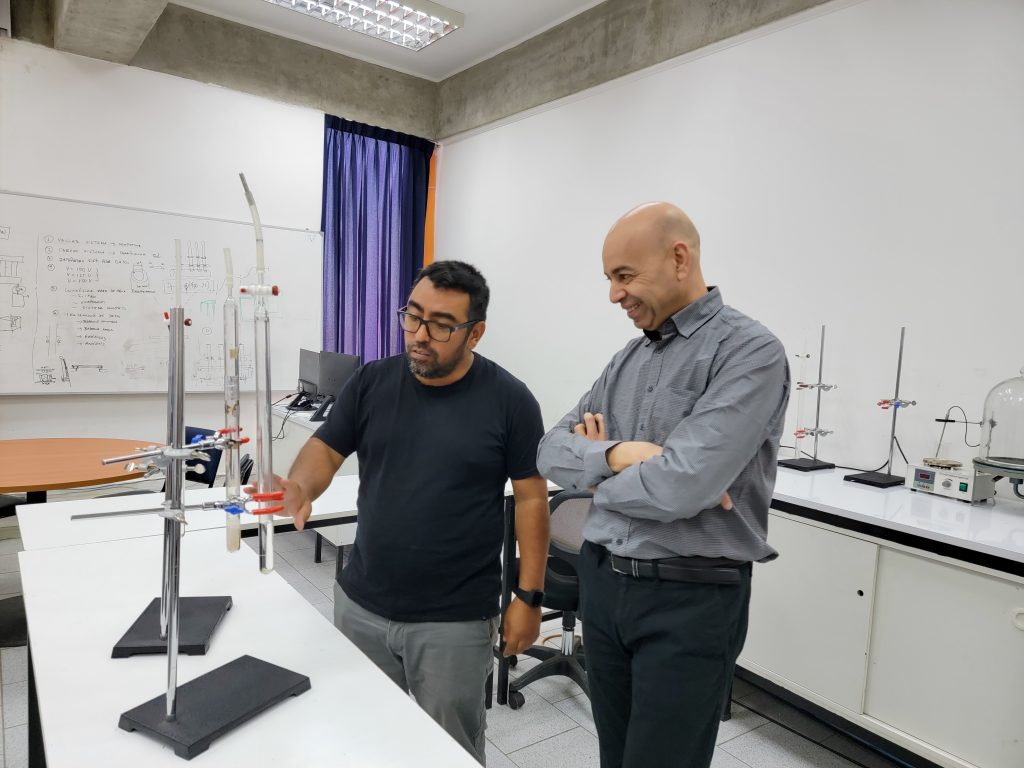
[594,334,788,521]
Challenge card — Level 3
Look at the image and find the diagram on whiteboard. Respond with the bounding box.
[0,192,321,395]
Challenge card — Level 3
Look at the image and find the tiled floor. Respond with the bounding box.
[0,525,910,768]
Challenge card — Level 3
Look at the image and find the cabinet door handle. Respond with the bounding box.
[1013,609,1024,632]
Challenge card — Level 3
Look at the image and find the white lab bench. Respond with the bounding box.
[16,475,360,551]
[740,467,1024,768]
[17,527,479,767]
[271,403,358,479]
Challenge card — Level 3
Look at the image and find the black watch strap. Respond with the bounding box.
[512,586,545,607]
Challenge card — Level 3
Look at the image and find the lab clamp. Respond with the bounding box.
[845,326,917,489]
[103,175,308,760]
[779,325,837,472]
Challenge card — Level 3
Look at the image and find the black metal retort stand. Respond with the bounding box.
[844,326,916,488]
[779,325,836,472]
[113,179,310,760]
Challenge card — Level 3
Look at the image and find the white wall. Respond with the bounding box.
[435,0,1024,478]
[0,39,323,443]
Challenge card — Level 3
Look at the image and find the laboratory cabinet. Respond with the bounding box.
[742,513,877,713]
[740,502,1024,768]
[865,548,1024,768]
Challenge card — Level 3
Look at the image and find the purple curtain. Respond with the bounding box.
[321,116,434,361]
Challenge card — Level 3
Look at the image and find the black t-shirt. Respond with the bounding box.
[313,353,544,622]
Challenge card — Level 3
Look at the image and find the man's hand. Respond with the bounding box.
[245,474,313,529]
[573,411,606,441]
[502,599,542,657]
[574,412,734,510]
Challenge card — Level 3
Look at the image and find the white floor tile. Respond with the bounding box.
[0,572,22,596]
[508,655,585,704]
[0,540,23,556]
[738,690,834,743]
[485,689,577,753]
[318,585,335,600]
[0,554,19,574]
[314,603,335,623]
[268,530,317,553]
[552,693,596,735]
[1,647,28,685]
[484,739,518,768]
[716,702,770,745]
[711,747,751,768]
[1,682,27,728]
[281,574,328,605]
[506,726,600,768]
[720,722,858,768]
[4,723,27,768]
[293,563,338,589]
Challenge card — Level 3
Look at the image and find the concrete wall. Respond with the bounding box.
[10,0,831,140]
[437,0,829,138]
[130,5,439,140]
[10,0,53,47]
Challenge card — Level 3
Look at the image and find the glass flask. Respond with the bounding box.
[974,366,1024,479]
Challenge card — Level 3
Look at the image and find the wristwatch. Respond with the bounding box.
[512,586,545,607]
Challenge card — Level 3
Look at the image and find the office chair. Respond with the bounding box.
[238,454,254,487]
[506,490,591,709]
[104,426,223,495]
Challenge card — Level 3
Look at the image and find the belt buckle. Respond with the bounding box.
[611,556,641,578]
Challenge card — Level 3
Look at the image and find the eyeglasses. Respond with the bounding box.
[396,309,479,342]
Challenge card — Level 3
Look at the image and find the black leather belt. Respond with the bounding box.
[608,553,747,585]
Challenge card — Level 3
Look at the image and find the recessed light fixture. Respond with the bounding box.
[264,0,463,51]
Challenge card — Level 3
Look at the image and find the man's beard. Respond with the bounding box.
[405,339,467,380]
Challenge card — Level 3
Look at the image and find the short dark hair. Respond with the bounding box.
[412,260,490,321]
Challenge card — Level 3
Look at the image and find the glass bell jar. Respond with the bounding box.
[974,366,1024,484]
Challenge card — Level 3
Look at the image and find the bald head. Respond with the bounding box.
[612,202,701,260]
[602,202,708,331]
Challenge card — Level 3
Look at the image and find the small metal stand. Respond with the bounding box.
[780,325,836,472]
[115,182,307,760]
[845,326,916,488]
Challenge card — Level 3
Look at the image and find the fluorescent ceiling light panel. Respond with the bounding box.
[264,0,463,51]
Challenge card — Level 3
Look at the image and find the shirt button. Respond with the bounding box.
[647,386,653,392]
[655,349,663,355]
[615,539,623,545]
[639,424,645,430]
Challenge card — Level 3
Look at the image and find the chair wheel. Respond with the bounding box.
[507,655,518,668]
[508,690,525,710]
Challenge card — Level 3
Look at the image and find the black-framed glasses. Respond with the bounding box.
[396,309,479,342]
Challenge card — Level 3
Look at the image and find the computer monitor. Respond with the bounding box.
[287,348,320,410]
[310,351,361,421]
[297,348,319,397]
[317,351,361,399]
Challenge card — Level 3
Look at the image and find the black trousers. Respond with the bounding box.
[578,541,752,768]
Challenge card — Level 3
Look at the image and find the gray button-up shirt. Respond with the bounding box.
[537,287,790,563]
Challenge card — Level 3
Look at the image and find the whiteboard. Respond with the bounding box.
[0,191,323,394]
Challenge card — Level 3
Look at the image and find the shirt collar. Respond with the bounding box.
[643,286,724,342]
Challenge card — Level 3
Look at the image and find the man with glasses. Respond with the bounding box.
[537,203,790,768]
[277,260,550,765]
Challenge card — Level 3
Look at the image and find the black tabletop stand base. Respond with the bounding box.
[843,471,904,488]
[119,654,310,760]
[778,457,836,472]
[112,596,232,658]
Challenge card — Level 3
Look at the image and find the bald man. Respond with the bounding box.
[537,203,790,768]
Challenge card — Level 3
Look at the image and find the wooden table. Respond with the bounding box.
[0,438,150,504]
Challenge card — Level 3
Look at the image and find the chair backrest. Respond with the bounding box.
[238,454,254,487]
[184,426,222,487]
[548,490,592,567]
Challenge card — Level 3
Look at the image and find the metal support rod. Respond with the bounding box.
[163,303,186,720]
[811,325,826,462]
[885,327,906,477]
[254,300,274,573]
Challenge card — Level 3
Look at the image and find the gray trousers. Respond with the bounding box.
[334,583,497,765]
